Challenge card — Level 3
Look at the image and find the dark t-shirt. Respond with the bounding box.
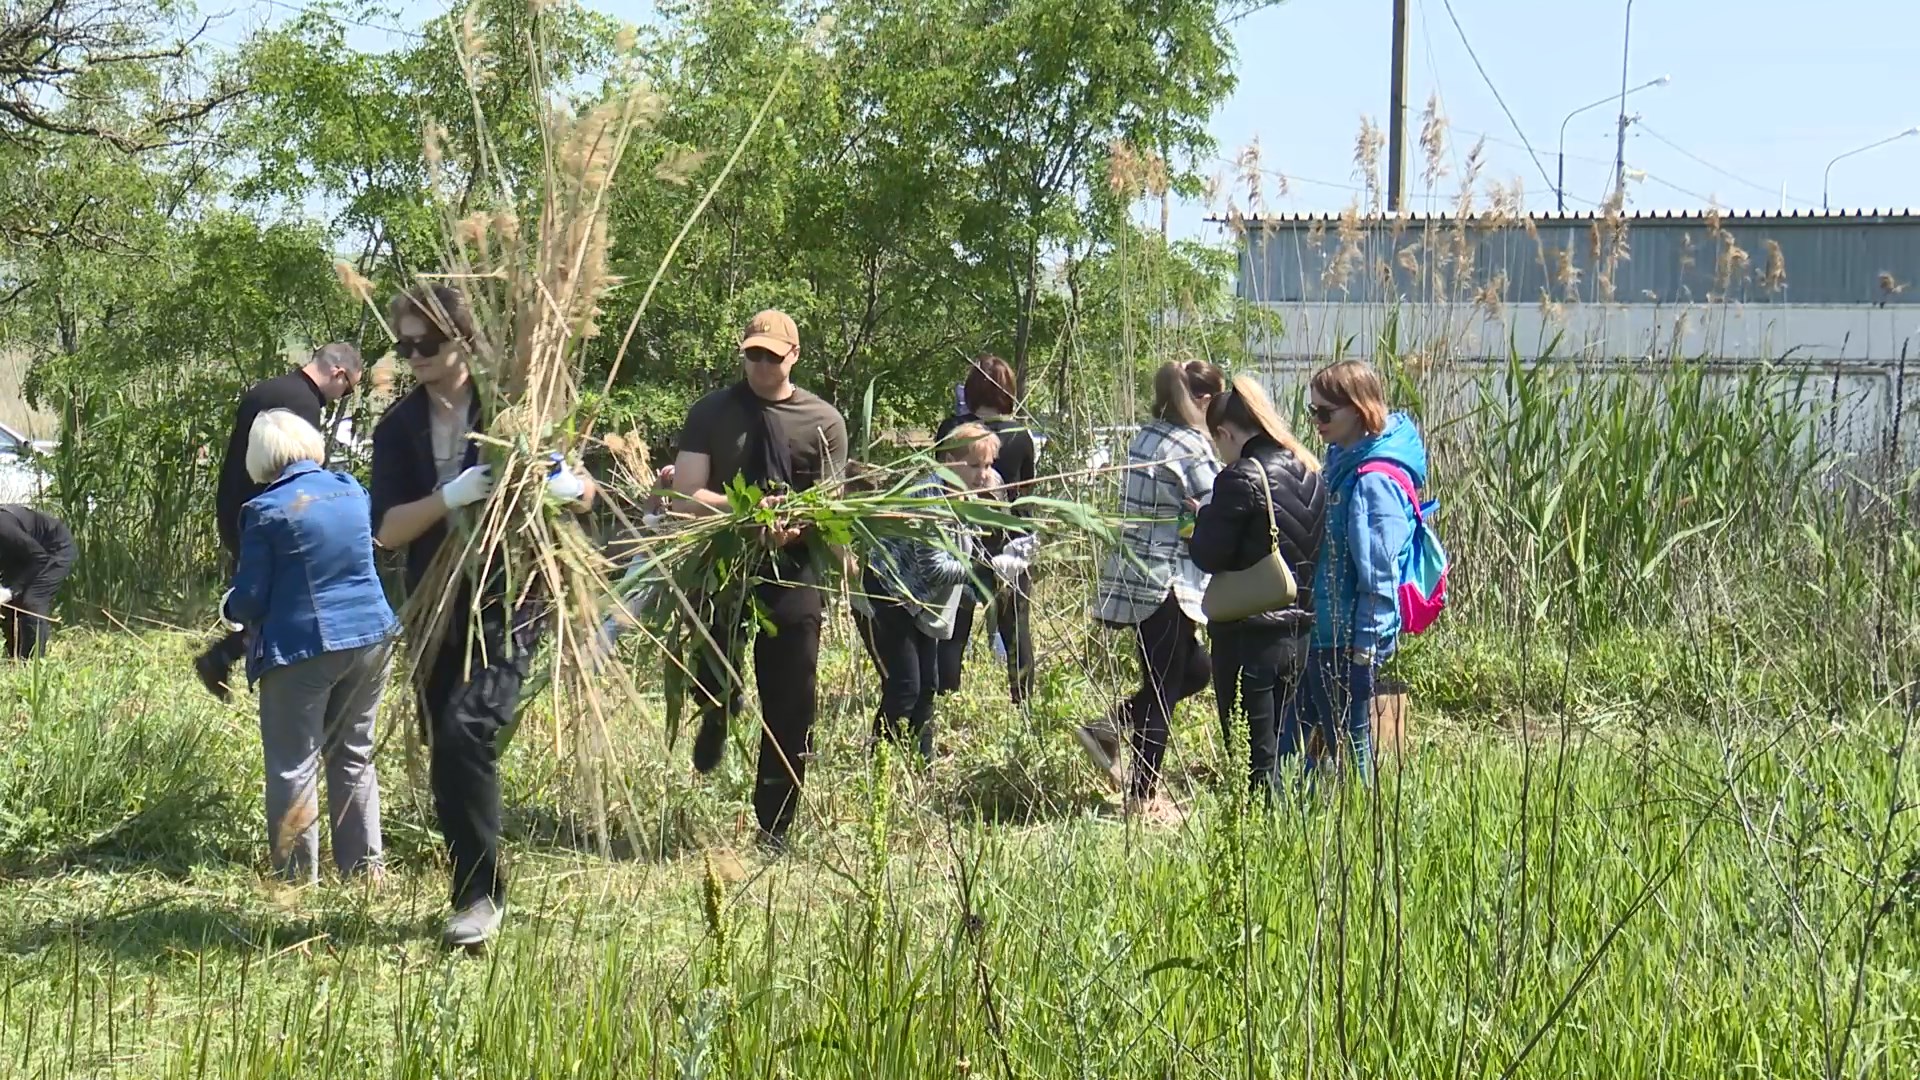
[681,383,847,620]
[215,370,327,554]
[681,385,848,497]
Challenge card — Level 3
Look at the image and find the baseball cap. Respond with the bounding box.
[740,309,800,356]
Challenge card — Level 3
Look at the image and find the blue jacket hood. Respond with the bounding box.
[1325,412,1428,493]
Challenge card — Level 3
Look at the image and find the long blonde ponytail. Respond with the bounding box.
[1207,375,1321,472]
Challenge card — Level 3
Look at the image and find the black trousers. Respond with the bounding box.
[866,581,938,760]
[1209,622,1309,794]
[937,572,1034,704]
[1121,593,1212,800]
[419,607,532,909]
[693,610,823,837]
[5,529,75,659]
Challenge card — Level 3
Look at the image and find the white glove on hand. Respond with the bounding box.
[219,588,243,631]
[1003,534,1039,563]
[0,586,13,607]
[546,453,587,503]
[440,465,495,509]
[990,552,1028,589]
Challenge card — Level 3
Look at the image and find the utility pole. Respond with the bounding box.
[1611,0,1636,205]
[1387,0,1410,212]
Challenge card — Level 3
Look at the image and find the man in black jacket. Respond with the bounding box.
[0,505,76,659]
[194,343,364,699]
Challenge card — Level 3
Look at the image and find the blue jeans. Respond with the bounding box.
[1279,648,1379,780]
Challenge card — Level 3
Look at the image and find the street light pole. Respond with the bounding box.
[1558,76,1670,212]
[1611,0,1636,205]
[1823,128,1920,211]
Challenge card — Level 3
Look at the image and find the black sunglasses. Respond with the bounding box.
[741,346,789,364]
[394,336,449,360]
[1308,403,1341,424]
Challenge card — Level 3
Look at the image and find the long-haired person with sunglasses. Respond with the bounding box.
[1188,376,1325,798]
[1084,360,1224,823]
[195,344,364,700]
[369,286,598,948]
[1297,359,1427,782]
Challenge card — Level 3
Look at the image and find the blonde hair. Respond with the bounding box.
[1150,362,1205,428]
[246,409,326,484]
[937,421,1001,467]
[1208,375,1321,472]
[1309,359,1390,436]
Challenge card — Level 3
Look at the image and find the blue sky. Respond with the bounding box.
[211,0,1920,240]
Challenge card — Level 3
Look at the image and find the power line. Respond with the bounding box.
[1436,0,1555,195]
[1632,170,1718,206]
[1211,155,1366,196]
[249,0,424,41]
[1635,123,1816,206]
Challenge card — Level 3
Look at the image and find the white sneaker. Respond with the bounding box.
[443,898,505,949]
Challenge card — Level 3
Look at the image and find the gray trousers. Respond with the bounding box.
[257,639,393,883]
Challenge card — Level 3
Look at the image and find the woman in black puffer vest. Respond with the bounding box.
[1189,376,1327,795]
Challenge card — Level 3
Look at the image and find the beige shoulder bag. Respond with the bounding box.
[1201,461,1298,623]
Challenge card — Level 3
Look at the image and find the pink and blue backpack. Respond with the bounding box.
[1356,462,1449,635]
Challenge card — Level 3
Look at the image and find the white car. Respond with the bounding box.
[0,420,54,505]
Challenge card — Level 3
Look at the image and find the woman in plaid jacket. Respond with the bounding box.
[1082,361,1224,821]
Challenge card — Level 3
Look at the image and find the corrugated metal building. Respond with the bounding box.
[1237,208,1920,309]
[1227,209,1920,467]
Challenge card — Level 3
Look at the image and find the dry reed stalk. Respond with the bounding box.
[1762,240,1788,296]
[1322,200,1363,296]
[1418,92,1449,192]
[1354,117,1384,211]
[326,13,787,850]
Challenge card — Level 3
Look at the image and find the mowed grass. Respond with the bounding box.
[0,622,1915,1079]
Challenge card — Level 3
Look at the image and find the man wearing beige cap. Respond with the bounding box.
[671,309,847,848]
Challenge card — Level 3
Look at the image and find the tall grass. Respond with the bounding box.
[0,623,1915,1078]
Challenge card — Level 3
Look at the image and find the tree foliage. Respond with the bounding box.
[0,0,1270,606]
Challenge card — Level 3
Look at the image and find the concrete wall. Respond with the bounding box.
[1246,300,1920,473]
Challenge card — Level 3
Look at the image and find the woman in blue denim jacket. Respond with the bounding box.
[1288,360,1427,781]
[222,409,399,884]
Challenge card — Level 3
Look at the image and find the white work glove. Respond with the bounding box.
[440,464,495,509]
[1003,534,1039,563]
[219,588,243,631]
[546,453,587,504]
[989,552,1028,589]
[0,586,13,607]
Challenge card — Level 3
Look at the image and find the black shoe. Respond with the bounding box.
[755,827,789,856]
[691,713,727,774]
[194,650,233,703]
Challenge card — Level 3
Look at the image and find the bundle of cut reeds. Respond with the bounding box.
[334,11,1130,846]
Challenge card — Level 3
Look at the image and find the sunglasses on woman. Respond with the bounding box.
[1308,402,1341,424]
[394,336,449,359]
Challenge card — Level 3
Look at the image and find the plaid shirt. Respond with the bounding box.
[1092,420,1221,626]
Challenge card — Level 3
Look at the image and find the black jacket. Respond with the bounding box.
[214,370,328,555]
[369,385,483,594]
[0,505,75,589]
[1189,434,1326,630]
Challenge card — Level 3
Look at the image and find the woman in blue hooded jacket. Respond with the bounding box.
[1287,360,1428,780]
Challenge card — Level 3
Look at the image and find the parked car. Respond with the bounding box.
[0,420,55,504]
